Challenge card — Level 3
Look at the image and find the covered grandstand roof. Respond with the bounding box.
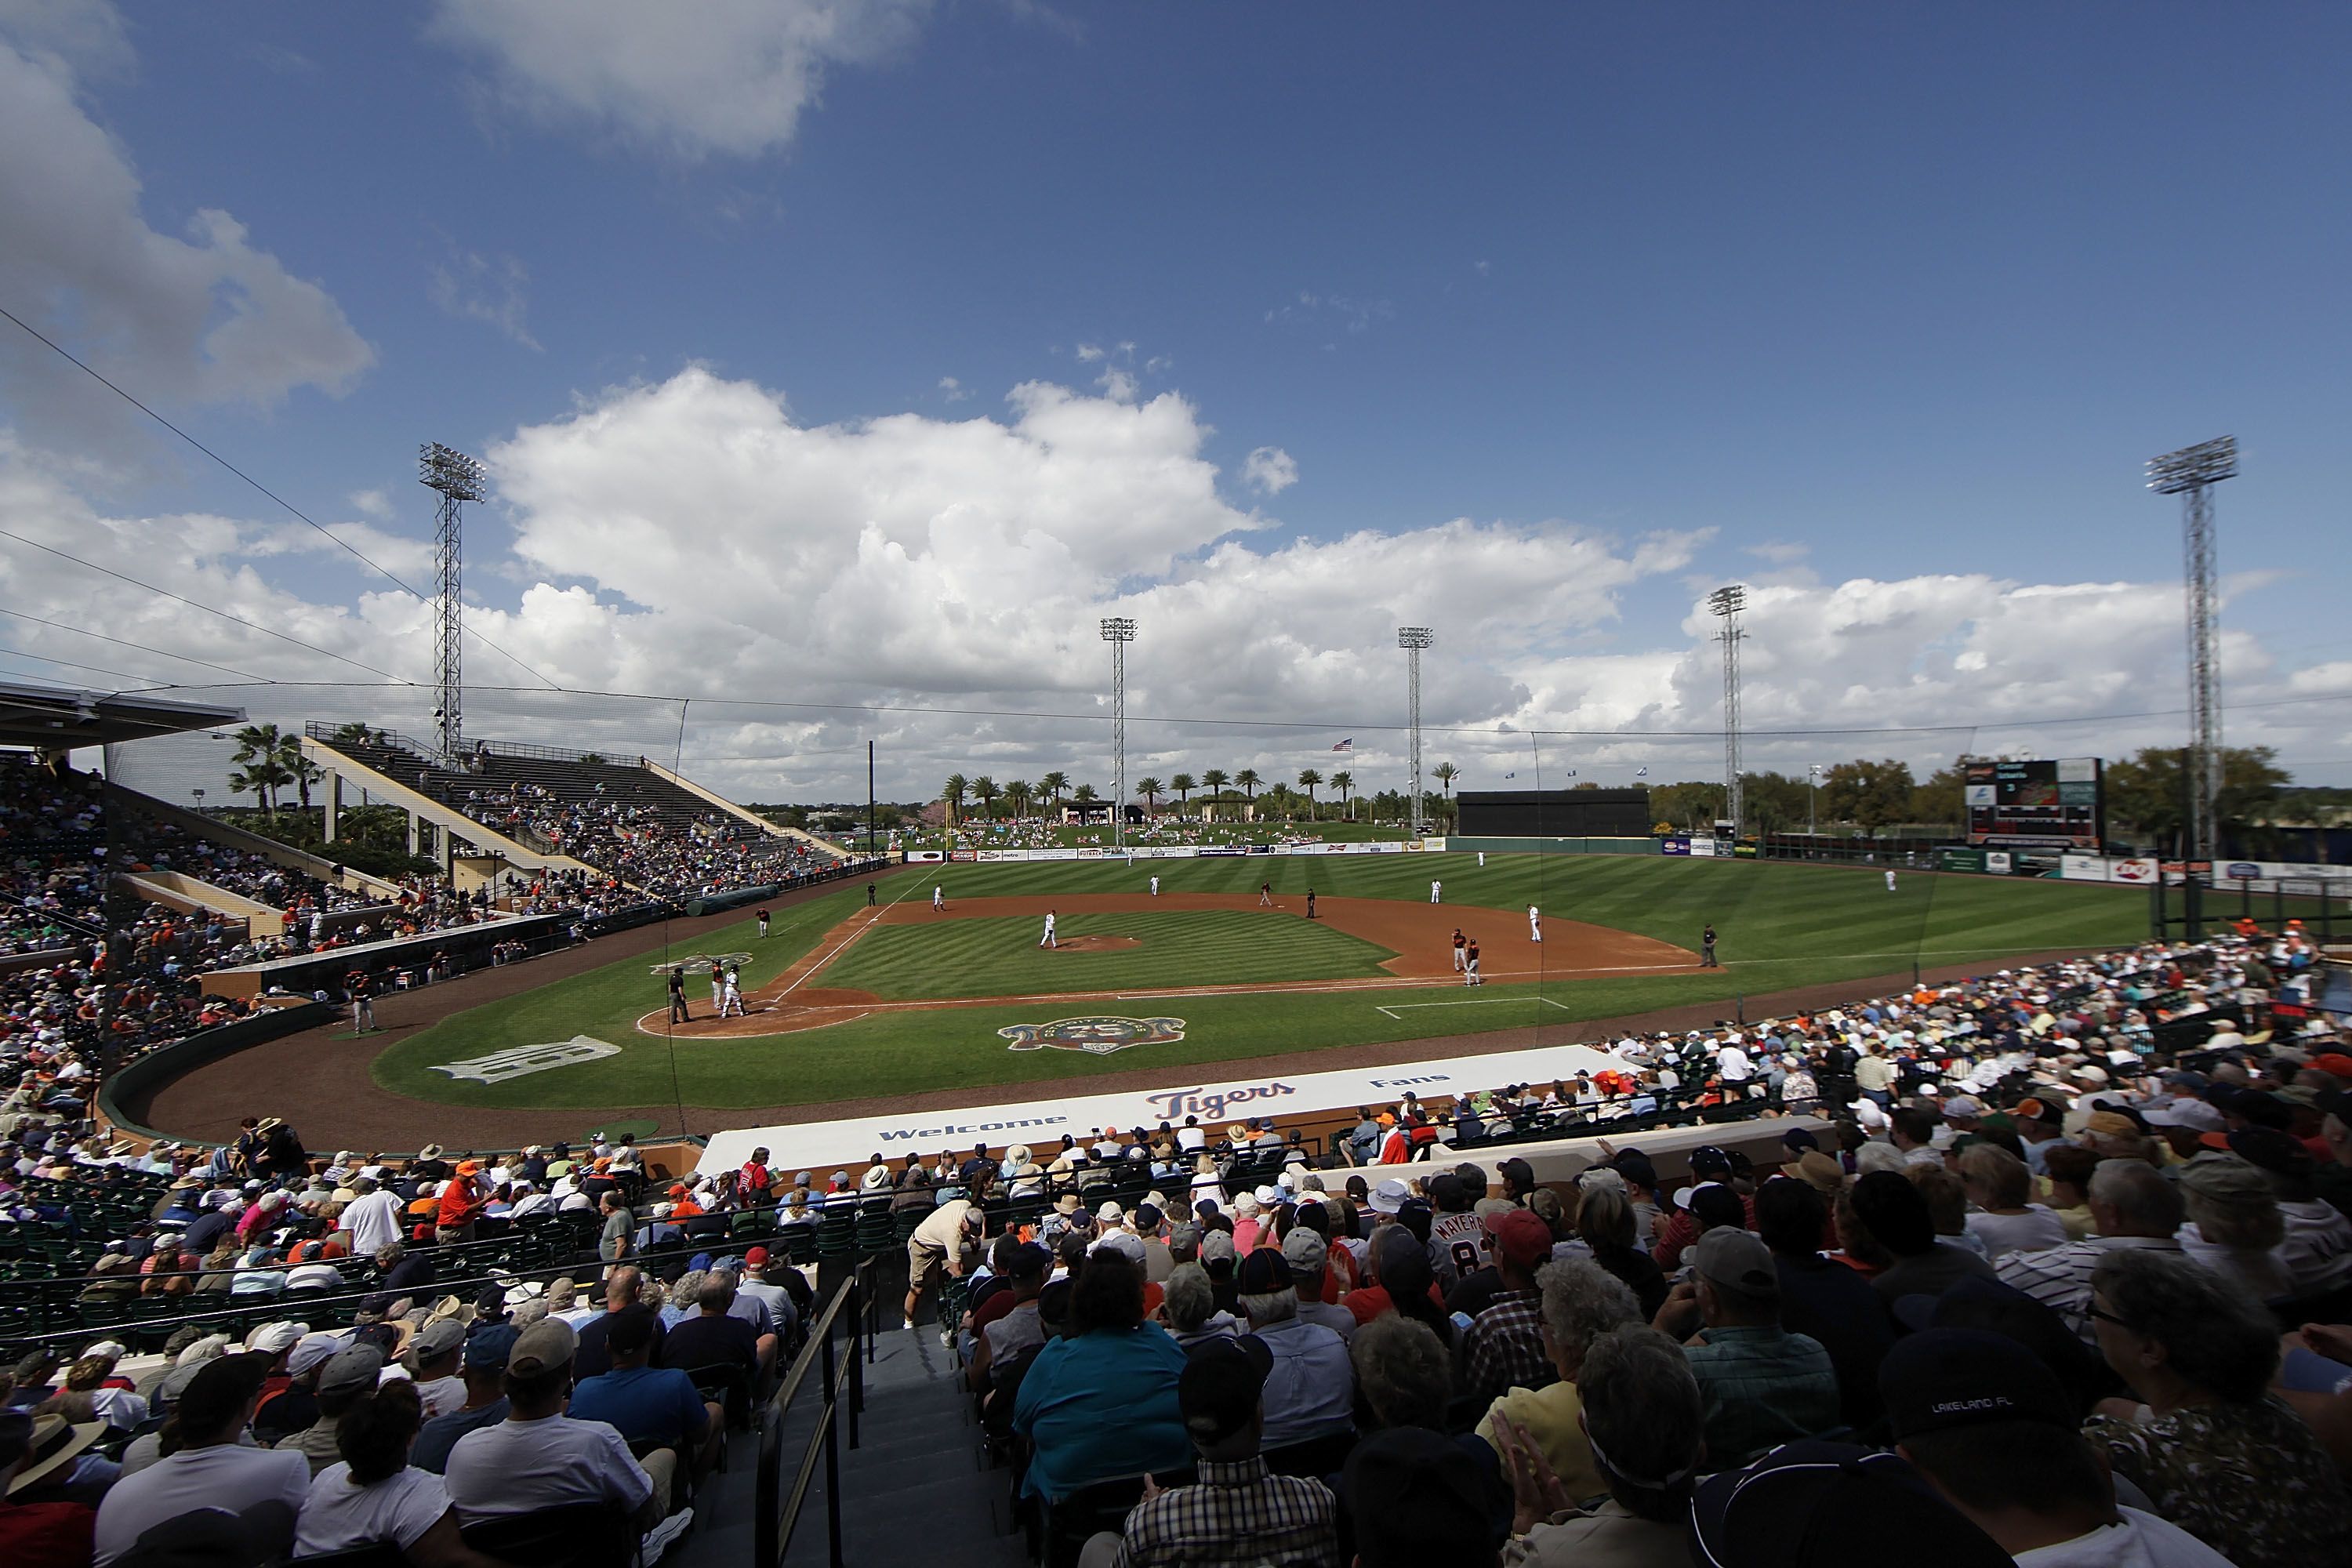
[0,680,245,750]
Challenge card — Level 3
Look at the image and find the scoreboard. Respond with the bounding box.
[1965,758,2103,849]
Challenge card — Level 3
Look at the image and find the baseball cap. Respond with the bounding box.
[1199,1229,1237,1265]
[1369,1178,1411,1214]
[1484,1207,1552,1270]
[1343,1427,1507,1566]
[414,1316,466,1361]
[317,1345,385,1398]
[1092,1231,1147,1266]
[1692,1228,1778,1299]
[744,1247,770,1268]
[287,1330,346,1379]
[2228,1126,2313,1175]
[1689,1145,1733,1180]
[1886,1277,2106,1414]
[1880,1327,2075,1440]
[1236,1246,1294,1295]
[1134,1203,1164,1230]
[1179,1335,1273,1446]
[2083,1111,2140,1139]
[2179,1153,2274,1205]
[1780,1127,1820,1152]
[177,1354,274,1432]
[1941,1095,1987,1120]
[508,1316,577,1378]
[1690,1440,2010,1568]
[2141,1099,2226,1133]
[602,1306,661,1358]
[1279,1226,1329,1273]
[464,1323,519,1371]
[244,1320,308,1356]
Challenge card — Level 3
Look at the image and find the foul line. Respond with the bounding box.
[779,877,928,1000]
[1374,994,1579,1019]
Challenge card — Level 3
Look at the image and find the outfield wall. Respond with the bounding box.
[902,840,1449,863]
[1443,836,1657,856]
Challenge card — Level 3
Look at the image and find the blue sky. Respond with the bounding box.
[3,2,2348,797]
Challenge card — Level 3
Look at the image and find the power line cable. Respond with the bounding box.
[0,646,167,687]
[0,606,271,682]
[0,526,406,683]
[0,300,562,691]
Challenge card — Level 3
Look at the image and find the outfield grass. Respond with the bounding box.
[371,855,2153,1112]
[822,909,1396,1000]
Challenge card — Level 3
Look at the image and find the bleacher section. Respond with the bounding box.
[306,726,842,899]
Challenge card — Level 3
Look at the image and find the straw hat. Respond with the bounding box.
[5,1412,105,1497]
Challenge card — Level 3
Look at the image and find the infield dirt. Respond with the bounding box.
[630,892,1696,1040]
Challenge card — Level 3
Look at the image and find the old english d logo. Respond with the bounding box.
[999,1015,1188,1055]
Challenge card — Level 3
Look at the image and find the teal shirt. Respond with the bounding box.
[1682,1324,1842,1465]
[1011,1323,1190,1500]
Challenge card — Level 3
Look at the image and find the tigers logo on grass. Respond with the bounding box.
[999,1015,1188,1056]
[432,1036,622,1085]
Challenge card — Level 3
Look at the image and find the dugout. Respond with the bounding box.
[1456,788,1652,839]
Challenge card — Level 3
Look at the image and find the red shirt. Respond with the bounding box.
[0,1500,96,1568]
[437,1177,487,1229]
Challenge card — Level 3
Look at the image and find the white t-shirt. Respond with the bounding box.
[94,1443,314,1566]
[443,1414,652,1520]
[413,1374,467,1418]
[2011,1505,2237,1566]
[295,1464,453,1555]
[343,1190,405,1256]
[1176,1125,1207,1152]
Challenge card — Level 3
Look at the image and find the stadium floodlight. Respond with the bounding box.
[1101,619,1137,850]
[2147,436,2237,862]
[1708,587,1746,836]
[419,443,488,762]
[1398,627,1434,833]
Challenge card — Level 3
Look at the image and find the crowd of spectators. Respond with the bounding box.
[455,780,834,902]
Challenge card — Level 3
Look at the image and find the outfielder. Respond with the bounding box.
[1151,874,1160,896]
[1527,904,1541,942]
[1886,869,1899,892]
[933,884,946,911]
[1040,909,1058,948]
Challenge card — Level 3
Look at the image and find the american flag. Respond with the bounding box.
[1330,739,1352,753]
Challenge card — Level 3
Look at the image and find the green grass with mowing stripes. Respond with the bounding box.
[820,909,1396,1000]
[368,855,2154,1112]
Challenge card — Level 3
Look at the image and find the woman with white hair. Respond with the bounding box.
[1474,1259,1641,1502]
[2176,1155,2292,1301]
[1159,1263,1238,1348]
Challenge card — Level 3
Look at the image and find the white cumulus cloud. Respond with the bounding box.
[426,0,931,159]
[1241,445,1298,495]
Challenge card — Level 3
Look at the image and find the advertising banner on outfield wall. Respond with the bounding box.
[1659,836,1690,856]
[693,1038,1629,1178]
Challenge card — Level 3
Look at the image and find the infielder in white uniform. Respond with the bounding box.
[933,885,945,911]
[1040,909,1058,948]
[1528,905,1542,942]
[1430,880,1443,904]
[1150,875,1160,896]
[1886,869,1898,892]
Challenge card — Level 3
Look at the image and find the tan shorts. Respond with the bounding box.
[908,1235,947,1293]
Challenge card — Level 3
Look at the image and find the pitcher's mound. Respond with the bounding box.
[1049,935,1141,953]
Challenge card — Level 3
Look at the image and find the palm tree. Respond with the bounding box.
[1200,768,1229,820]
[227,764,276,811]
[1072,783,1099,810]
[971,775,999,820]
[1236,768,1260,805]
[1432,761,1460,829]
[1004,779,1034,819]
[284,748,324,814]
[1038,771,1069,812]
[1330,770,1354,821]
[1298,768,1323,821]
[1136,777,1163,813]
[230,723,287,811]
[1171,772,1196,810]
[328,721,374,748]
[942,772,967,826]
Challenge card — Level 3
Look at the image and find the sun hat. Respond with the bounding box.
[2,1410,105,1498]
[1368,1178,1411,1214]
[1096,1200,1125,1225]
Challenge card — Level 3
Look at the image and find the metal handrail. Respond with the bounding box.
[754,1258,874,1568]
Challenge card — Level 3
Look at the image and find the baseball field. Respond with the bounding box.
[365,853,2151,1113]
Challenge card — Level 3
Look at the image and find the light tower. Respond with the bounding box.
[1398,626,1434,833]
[419,442,486,760]
[1708,586,1747,836]
[2147,436,2238,862]
[1101,617,1136,850]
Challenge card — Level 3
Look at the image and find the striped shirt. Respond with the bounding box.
[1993,1234,2183,1345]
[1110,1457,1341,1568]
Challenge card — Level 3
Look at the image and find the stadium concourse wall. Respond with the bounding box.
[98,1000,339,1139]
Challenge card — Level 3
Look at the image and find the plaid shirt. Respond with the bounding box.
[1461,1288,1556,1405]
[1111,1457,1341,1568]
